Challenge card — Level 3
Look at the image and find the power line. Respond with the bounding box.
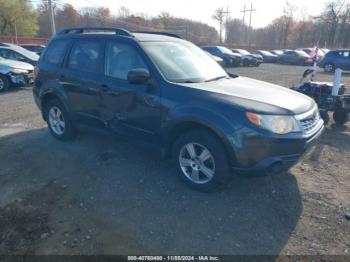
[241,3,256,45]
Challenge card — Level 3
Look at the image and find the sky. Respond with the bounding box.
[55,0,329,29]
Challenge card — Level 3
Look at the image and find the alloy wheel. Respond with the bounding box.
[179,142,215,184]
[325,64,334,73]
[48,106,65,135]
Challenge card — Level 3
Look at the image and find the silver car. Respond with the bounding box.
[0,57,34,92]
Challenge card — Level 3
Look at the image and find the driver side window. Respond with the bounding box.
[104,42,147,80]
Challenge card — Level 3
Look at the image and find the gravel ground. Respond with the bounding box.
[0,64,349,255]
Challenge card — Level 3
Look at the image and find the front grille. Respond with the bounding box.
[299,111,319,133]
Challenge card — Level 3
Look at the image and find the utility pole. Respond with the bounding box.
[241,3,256,45]
[241,5,248,44]
[48,0,56,36]
[247,3,256,45]
[241,5,247,25]
[222,7,231,43]
[14,23,18,44]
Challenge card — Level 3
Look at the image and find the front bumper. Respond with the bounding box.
[231,121,325,175]
[9,72,34,86]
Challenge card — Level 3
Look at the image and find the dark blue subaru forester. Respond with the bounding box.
[33,27,324,191]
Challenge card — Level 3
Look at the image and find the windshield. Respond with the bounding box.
[217,46,234,54]
[142,41,228,83]
[237,49,250,55]
[260,50,273,56]
[11,45,39,60]
[296,50,309,56]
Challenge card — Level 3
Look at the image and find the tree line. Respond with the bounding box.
[221,0,350,49]
[0,0,349,48]
[0,0,218,45]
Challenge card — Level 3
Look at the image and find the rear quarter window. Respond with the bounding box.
[43,39,70,65]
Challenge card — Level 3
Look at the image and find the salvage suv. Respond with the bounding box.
[33,27,324,191]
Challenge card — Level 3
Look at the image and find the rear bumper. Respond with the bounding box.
[231,123,325,176]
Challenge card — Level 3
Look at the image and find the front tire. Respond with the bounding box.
[45,99,76,140]
[324,63,335,73]
[173,129,231,191]
[0,74,10,93]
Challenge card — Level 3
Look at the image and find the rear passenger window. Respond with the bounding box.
[44,40,69,65]
[104,42,147,80]
[68,40,101,73]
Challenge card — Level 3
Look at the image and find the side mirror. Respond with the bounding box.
[127,68,150,85]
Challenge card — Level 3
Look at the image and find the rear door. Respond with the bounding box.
[61,39,104,125]
[99,40,161,143]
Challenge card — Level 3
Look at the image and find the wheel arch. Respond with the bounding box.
[164,119,237,166]
[41,92,64,120]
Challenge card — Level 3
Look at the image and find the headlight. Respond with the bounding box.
[11,68,28,74]
[246,112,301,134]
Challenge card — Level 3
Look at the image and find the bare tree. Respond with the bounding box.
[212,8,225,43]
[118,6,130,19]
[281,1,297,48]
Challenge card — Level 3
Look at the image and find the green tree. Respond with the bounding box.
[0,0,38,36]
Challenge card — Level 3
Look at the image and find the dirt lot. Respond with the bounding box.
[0,64,349,255]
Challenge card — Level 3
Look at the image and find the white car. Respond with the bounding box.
[0,57,34,92]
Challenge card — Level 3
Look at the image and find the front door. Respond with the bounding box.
[100,40,161,143]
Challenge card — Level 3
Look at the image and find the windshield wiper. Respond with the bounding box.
[205,76,228,82]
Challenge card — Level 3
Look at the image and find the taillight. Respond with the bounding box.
[33,66,39,79]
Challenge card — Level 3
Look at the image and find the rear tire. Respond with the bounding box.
[173,129,231,191]
[0,74,10,93]
[333,109,349,125]
[45,99,76,140]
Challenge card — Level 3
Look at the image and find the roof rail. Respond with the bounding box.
[57,27,133,37]
[133,31,182,39]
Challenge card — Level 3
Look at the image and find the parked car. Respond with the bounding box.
[297,48,325,62]
[321,48,330,54]
[279,50,311,65]
[231,49,261,66]
[270,50,284,56]
[34,27,324,191]
[0,56,34,92]
[205,51,225,67]
[20,44,46,55]
[201,45,242,67]
[253,50,278,63]
[0,44,39,65]
[318,49,350,72]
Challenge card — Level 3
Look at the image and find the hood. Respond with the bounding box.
[252,54,263,59]
[225,53,242,58]
[185,76,314,115]
[0,58,34,71]
[267,54,278,57]
[242,54,256,60]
